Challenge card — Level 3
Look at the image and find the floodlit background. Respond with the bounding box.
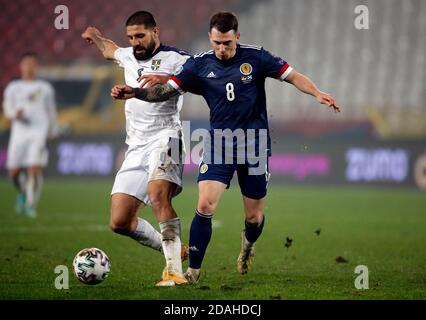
[0,0,425,300]
[1,0,425,187]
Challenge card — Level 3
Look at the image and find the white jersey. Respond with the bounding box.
[3,79,58,143]
[114,44,190,146]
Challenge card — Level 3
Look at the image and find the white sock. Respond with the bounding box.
[159,217,183,276]
[130,217,162,251]
[26,172,43,208]
[34,173,43,205]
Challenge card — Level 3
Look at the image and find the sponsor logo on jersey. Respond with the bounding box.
[240,63,253,76]
[241,75,253,84]
[151,59,161,70]
[207,71,217,78]
[199,163,208,174]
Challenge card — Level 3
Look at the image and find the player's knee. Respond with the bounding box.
[148,190,171,212]
[109,217,132,235]
[197,199,217,214]
[245,209,263,224]
[8,169,20,179]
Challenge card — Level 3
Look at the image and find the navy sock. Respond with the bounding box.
[189,210,212,269]
[244,215,265,243]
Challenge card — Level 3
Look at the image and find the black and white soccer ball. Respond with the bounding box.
[73,248,111,285]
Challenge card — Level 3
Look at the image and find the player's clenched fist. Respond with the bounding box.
[81,27,102,44]
[111,84,135,100]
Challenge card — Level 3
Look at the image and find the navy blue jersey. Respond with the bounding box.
[168,44,293,160]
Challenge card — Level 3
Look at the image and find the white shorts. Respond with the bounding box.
[111,131,184,204]
[6,138,48,169]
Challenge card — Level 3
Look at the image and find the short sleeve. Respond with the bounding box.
[260,48,293,81]
[2,82,16,119]
[168,57,199,94]
[113,47,127,68]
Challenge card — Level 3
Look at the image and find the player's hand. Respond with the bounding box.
[137,74,170,88]
[81,26,101,45]
[16,109,24,119]
[111,85,135,100]
[316,92,341,113]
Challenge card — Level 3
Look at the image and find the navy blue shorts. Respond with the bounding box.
[197,159,270,200]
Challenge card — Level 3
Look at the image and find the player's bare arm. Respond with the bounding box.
[111,83,180,102]
[285,70,340,113]
[81,27,119,60]
[137,74,171,88]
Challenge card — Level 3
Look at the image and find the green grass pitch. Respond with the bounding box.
[0,179,425,300]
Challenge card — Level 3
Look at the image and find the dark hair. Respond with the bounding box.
[126,11,157,28]
[209,12,238,33]
[21,52,38,59]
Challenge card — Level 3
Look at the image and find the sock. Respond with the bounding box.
[130,217,162,251]
[244,215,265,244]
[189,210,212,269]
[12,171,26,193]
[159,217,183,276]
[25,174,36,208]
[26,172,43,209]
[33,172,43,206]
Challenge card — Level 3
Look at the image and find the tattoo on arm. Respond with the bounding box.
[134,83,180,102]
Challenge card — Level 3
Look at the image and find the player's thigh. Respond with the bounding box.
[6,140,28,170]
[237,159,270,201]
[27,165,42,175]
[147,180,177,204]
[27,140,48,167]
[111,145,150,204]
[147,134,184,200]
[197,180,227,214]
[110,193,144,228]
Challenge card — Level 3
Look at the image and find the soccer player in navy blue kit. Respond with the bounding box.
[111,12,340,284]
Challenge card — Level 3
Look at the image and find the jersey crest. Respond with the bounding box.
[240,63,253,76]
[151,59,161,70]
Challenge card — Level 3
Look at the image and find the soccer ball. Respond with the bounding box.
[73,248,111,285]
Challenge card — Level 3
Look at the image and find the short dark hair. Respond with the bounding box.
[21,52,38,60]
[209,12,238,33]
[126,11,157,28]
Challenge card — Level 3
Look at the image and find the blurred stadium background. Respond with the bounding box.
[0,0,424,186]
[0,0,425,189]
[0,0,426,300]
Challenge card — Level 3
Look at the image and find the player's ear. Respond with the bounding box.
[236,32,240,41]
[153,26,160,38]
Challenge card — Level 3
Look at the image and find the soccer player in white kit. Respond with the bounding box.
[81,11,190,286]
[3,53,59,218]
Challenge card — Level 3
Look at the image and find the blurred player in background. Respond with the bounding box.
[3,53,59,218]
[82,11,191,286]
[111,12,340,283]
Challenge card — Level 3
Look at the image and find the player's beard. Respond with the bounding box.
[133,39,156,61]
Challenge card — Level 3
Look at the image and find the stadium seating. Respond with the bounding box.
[0,0,239,97]
[1,0,425,136]
[184,0,426,133]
